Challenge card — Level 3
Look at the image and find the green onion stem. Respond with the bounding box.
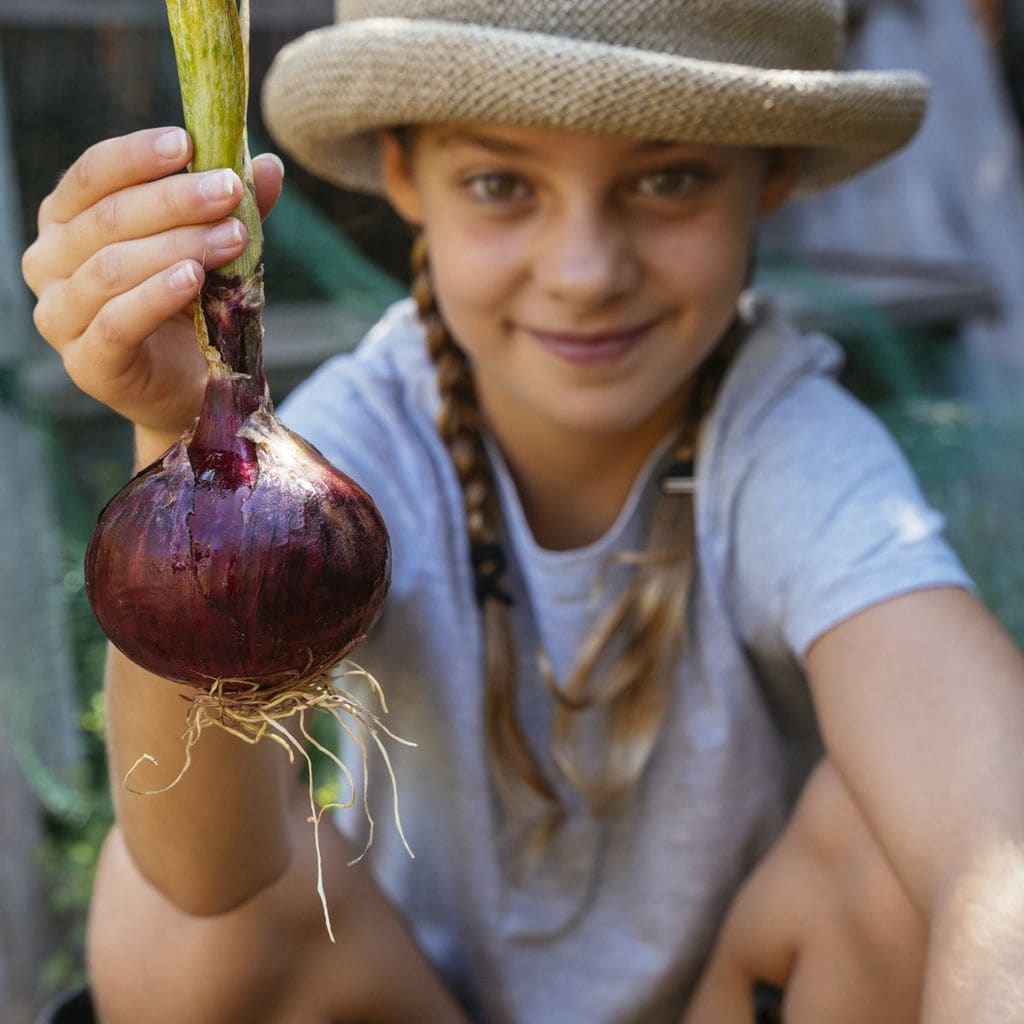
[166,0,265,388]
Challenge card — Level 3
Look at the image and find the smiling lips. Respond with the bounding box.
[524,319,658,366]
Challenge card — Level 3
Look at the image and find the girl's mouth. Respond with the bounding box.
[523,319,658,366]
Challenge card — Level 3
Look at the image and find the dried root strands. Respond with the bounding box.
[122,663,415,944]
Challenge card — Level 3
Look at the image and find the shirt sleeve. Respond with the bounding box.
[276,337,448,599]
[722,373,975,661]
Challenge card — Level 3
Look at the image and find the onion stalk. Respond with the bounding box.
[84,0,408,941]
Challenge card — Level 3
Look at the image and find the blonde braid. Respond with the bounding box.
[410,233,562,829]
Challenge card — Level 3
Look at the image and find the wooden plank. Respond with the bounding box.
[759,251,1001,336]
[0,0,333,30]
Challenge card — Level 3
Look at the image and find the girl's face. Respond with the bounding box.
[381,124,798,449]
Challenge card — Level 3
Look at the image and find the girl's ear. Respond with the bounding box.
[757,147,803,215]
[379,130,424,226]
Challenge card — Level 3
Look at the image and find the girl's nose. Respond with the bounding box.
[537,203,637,306]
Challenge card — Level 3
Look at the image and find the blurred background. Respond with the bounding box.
[0,1,1022,1020]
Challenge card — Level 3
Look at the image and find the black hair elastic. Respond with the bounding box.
[470,541,514,606]
[660,457,696,496]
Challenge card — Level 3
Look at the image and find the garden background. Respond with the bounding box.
[0,1,1022,1021]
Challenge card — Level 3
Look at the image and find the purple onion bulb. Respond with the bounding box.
[85,375,391,689]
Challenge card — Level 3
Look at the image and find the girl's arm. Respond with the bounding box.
[103,649,295,913]
[30,132,468,1021]
[806,585,1024,1022]
[22,128,294,911]
[88,798,472,1024]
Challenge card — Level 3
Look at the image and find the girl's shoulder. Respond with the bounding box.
[705,301,973,660]
[711,300,849,447]
[703,300,901,498]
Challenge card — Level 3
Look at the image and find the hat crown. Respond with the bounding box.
[336,0,846,72]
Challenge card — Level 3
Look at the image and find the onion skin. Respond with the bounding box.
[85,374,391,689]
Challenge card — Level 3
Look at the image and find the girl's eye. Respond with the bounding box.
[466,173,531,204]
[633,166,706,199]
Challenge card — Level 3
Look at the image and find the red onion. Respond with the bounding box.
[84,370,390,690]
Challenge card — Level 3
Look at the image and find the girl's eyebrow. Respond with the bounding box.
[436,129,534,156]
[631,140,719,159]
[634,140,684,152]
[436,130,704,160]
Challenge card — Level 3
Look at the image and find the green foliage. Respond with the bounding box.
[880,394,1024,646]
[38,798,111,991]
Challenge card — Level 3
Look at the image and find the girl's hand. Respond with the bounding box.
[21,126,284,441]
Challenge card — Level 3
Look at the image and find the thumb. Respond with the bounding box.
[251,152,285,221]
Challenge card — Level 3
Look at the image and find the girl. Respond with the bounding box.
[22,2,1024,1022]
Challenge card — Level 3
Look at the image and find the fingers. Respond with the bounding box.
[252,153,285,221]
[39,127,192,229]
[60,260,206,389]
[45,217,248,343]
[28,151,281,299]
[21,129,285,437]
[41,165,244,284]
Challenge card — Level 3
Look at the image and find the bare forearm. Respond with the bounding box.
[105,647,293,915]
[922,843,1024,1022]
[807,591,1024,1020]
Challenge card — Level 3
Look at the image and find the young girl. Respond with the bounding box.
[22,2,1024,1022]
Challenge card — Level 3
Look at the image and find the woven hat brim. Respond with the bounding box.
[262,18,930,196]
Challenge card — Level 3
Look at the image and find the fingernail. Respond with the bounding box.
[199,169,238,201]
[206,219,245,249]
[169,261,199,292]
[259,153,285,179]
[155,128,188,161]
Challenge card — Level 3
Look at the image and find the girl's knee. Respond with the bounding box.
[787,760,926,969]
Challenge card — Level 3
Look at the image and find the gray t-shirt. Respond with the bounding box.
[280,298,972,1024]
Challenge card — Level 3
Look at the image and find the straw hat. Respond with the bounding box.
[262,0,929,196]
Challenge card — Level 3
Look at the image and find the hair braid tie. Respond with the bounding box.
[471,542,514,606]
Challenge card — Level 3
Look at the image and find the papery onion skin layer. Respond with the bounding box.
[84,374,391,689]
